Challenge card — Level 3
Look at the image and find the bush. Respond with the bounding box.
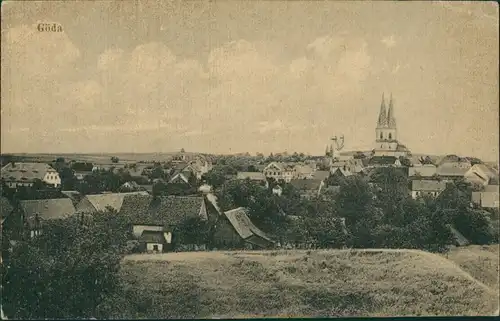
[2,211,130,319]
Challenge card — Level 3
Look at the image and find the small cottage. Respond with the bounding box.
[119,194,210,253]
[213,207,275,249]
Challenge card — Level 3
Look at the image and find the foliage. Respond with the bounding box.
[58,166,78,190]
[76,170,132,195]
[173,216,213,247]
[110,156,119,163]
[2,211,130,319]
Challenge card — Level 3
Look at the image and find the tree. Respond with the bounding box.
[150,167,165,180]
[58,167,77,190]
[110,156,119,163]
[2,211,130,319]
[173,216,212,247]
[334,176,382,248]
[202,168,226,189]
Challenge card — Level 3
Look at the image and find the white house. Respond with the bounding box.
[1,162,61,188]
[411,180,447,199]
[263,162,294,182]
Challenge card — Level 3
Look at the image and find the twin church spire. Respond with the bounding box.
[377,93,396,129]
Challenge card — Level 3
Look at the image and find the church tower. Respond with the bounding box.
[374,93,398,154]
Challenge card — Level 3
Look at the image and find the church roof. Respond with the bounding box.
[377,94,388,127]
[387,94,397,128]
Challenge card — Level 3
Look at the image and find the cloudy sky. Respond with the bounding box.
[1,1,498,160]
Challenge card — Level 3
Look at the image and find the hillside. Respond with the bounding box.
[444,245,499,290]
[100,249,499,318]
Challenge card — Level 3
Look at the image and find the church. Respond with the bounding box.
[373,94,410,158]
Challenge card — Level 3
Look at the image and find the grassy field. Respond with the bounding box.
[100,248,499,318]
[444,244,499,290]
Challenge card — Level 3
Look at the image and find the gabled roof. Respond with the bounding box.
[409,164,437,177]
[331,167,353,177]
[290,179,323,191]
[436,162,470,177]
[119,195,207,226]
[224,207,273,242]
[19,198,76,221]
[169,171,192,184]
[312,170,330,181]
[236,172,267,181]
[368,156,398,166]
[293,164,314,174]
[0,196,14,221]
[465,164,499,184]
[411,180,447,192]
[1,162,56,182]
[76,191,149,213]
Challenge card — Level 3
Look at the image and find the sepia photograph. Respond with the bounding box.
[1,0,499,319]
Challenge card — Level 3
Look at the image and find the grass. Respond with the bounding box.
[444,244,499,290]
[100,248,499,318]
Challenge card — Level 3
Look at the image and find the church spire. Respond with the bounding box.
[377,93,388,128]
[387,93,397,128]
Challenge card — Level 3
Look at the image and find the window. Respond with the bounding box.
[389,133,392,140]
[380,133,383,139]
[153,244,159,251]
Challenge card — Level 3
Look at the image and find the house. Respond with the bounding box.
[1,162,61,188]
[168,169,194,185]
[290,178,324,199]
[18,198,76,238]
[367,156,401,168]
[411,180,447,199]
[213,207,274,249]
[236,172,268,187]
[263,162,294,182]
[92,163,126,173]
[187,158,213,180]
[330,159,365,173]
[464,164,499,187]
[472,185,500,209]
[292,164,315,179]
[408,164,437,178]
[436,162,471,180]
[119,194,210,252]
[75,191,150,213]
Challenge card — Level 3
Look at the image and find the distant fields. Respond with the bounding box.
[100,247,499,318]
[0,152,204,164]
